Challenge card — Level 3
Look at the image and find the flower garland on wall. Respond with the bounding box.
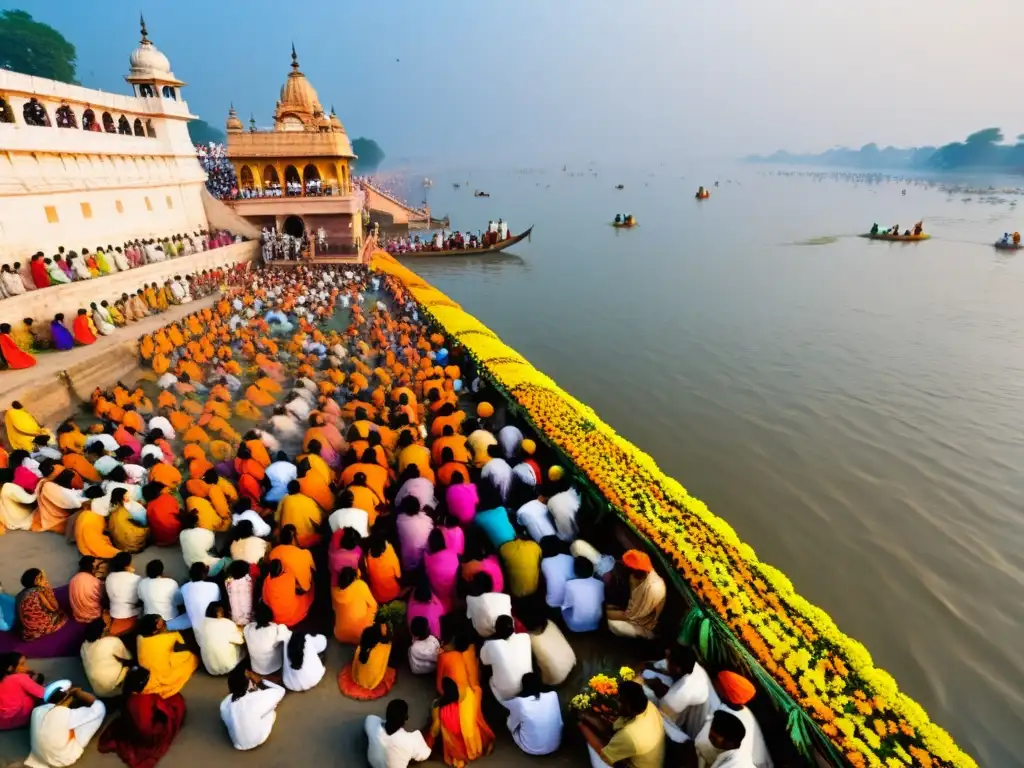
[371,251,976,768]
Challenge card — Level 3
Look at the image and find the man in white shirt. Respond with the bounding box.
[220,668,287,751]
[25,683,106,768]
[695,710,755,768]
[516,497,556,542]
[465,572,512,638]
[408,616,441,674]
[366,699,432,768]
[561,557,605,633]
[503,672,562,755]
[148,413,175,440]
[480,447,512,503]
[521,611,576,687]
[642,644,718,741]
[137,559,184,623]
[180,562,222,639]
[547,486,581,542]
[479,615,533,702]
[244,603,292,675]
[281,631,328,692]
[540,536,575,608]
[201,601,246,675]
[105,553,142,621]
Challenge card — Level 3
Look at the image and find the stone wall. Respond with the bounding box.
[0,240,258,326]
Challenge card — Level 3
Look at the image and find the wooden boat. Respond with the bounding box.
[696,193,710,199]
[994,240,1022,250]
[615,184,625,190]
[860,232,930,242]
[398,226,533,257]
[474,191,490,198]
[612,221,638,228]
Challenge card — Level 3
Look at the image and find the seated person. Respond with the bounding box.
[606,550,666,639]
[579,681,664,768]
[365,698,432,768]
[504,672,563,756]
[640,643,717,742]
[465,572,511,639]
[561,557,605,633]
[26,681,106,768]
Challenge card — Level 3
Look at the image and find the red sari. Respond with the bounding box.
[0,333,35,369]
[98,692,186,768]
[72,314,97,345]
[30,260,50,289]
[147,494,182,546]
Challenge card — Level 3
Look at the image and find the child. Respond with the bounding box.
[407,616,440,675]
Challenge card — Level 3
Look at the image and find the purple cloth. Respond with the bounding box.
[439,525,464,557]
[446,483,478,525]
[0,586,89,659]
[214,460,237,481]
[396,512,434,571]
[424,550,460,608]
[406,594,445,639]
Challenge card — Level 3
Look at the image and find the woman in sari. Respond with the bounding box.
[142,482,181,547]
[328,526,363,585]
[0,324,36,370]
[45,258,70,285]
[606,550,667,640]
[262,559,313,628]
[72,309,98,346]
[51,314,75,351]
[99,666,186,768]
[33,469,82,534]
[5,402,52,453]
[364,531,403,604]
[331,567,377,645]
[338,620,396,701]
[427,676,495,767]
[15,568,67,642]
[108,488,149,554]
[29,255,50,289]
[0,467,36,533]
[135,615,198,699]
[91,303,116,336]
[268,524,315,592]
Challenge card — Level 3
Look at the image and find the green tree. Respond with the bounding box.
[0,10,77,84]
[188,119,226,146]
[352,138,385,172]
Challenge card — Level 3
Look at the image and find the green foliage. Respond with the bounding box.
[0,9,78,84]
[352,138,385,172]
[188,119,226,146]
[750,126,1024,172]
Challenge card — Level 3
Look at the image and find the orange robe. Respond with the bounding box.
[72,314,97,345]
[365,543,403,604]
[262,572,313,628]
[331,579,377,644]
[269,544,315,591]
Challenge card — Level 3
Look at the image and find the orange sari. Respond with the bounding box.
[428,688,494,768]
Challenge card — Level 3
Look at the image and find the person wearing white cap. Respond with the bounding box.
[25,680,105,768]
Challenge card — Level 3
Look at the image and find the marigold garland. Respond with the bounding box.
[371,251,976,768]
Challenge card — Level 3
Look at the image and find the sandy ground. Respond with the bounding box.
[0,529,642,767]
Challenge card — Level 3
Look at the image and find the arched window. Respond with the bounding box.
[139,84,155,98]
[117,115,131,135]
[102,112,116,133]
[284,165,301,195]
[132,118,144,137]
[145,119,156,138]
[161,86,176,100]
[81,109,99,131]
[263,166,280,187]
[22,98,50,127]
[239,165,255,189]
[0,97,14,124]
[303,164,322,196]
[55,104,77,128]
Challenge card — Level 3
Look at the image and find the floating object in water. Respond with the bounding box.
[861,232,930,242]
[615,184,624,190]
[474,190,490,197]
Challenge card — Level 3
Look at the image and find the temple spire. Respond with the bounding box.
[291,43,299,71]
[140,14,149,43]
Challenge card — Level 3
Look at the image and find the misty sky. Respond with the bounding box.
[7,0,1024,166]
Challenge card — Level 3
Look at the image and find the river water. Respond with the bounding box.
[399,166,1024,765]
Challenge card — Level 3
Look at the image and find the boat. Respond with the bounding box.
[860,232,930,241]
[612,220,638,228]
[453,183,460,189]
[615,184,624,190]
[397,226,533,257]
[994,240,1022,250]
[474,190,490,198]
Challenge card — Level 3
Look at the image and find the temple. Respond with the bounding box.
[224,46,363,255]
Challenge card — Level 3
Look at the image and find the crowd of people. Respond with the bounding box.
[0,263,772,768]
[196,144,240,201]
[382,221,511,256]
[0,257,251,372]
[1,229,237,302]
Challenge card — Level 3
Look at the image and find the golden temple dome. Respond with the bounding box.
[278,45,320,118]
[225,104,243,133]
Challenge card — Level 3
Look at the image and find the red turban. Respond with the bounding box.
[622,549,652,573]
[717,671,756,706]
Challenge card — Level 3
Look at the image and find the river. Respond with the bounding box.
[397,166,1024,766]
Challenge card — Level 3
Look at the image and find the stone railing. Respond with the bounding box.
[0,241,258,326]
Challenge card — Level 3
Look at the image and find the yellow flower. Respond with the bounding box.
[619,667,635,682]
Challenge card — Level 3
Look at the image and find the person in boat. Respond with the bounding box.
[1015,232,1021,245]
[890,225,899,236]
[870,223,879,236]
[912,221,923,236]
[903,229,911,237]
[1001,233,1010,245]
[697,186,706,198]
[614,214,623,224]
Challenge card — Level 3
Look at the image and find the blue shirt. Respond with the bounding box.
[474,506,516,548]
[561,578,605,632]
[541,554,575,608]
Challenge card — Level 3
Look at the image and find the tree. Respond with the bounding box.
[188,119,226,146]
[352,138,385,172]
[0,10,77,84]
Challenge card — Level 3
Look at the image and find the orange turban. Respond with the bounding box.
[182,444,206,462]
[622,550,652,573]
[477,402,494,419]
[717,671,756,706]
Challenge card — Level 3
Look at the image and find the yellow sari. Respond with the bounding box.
[137,631,198,698]
[429,687,495,767]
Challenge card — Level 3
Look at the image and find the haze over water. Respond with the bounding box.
[405,168,1024,766]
